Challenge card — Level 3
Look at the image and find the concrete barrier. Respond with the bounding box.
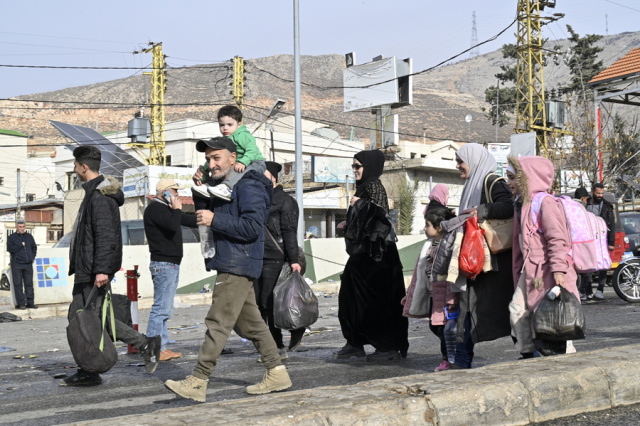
[68,344,640,425]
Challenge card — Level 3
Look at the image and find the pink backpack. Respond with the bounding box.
[530,193,611,273]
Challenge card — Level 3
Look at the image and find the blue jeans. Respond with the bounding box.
[454,313,475,369]
[146,261,180,351]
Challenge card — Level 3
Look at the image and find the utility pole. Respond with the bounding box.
[133,42,167,166]
[16,168,21,220]
[514,0,567,155]
[233,56,245,108]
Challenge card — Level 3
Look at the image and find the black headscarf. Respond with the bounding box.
[354,150,385,197]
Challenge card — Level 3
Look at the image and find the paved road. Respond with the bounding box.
[0,286,638,425]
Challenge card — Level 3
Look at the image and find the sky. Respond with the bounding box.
[0,0,638,99]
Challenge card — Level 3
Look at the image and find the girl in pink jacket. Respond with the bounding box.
[506,156,580,358]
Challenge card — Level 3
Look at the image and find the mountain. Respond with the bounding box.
[2,30,640,154]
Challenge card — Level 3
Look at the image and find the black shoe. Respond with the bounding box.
[141,335,161,374]
[366,350,401,362]
[220,347,233,355]
[26,304,38,309]
[60,370,102,387]
[16,305,26,310]
[518,352,534,360]
[332,344,365,359]
[288,329,304,352]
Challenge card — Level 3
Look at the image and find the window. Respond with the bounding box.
[26,194,35,202]
[165,155,172,166]
[0,177,3,186]
[66,171,79,190]
[410,153,416,159]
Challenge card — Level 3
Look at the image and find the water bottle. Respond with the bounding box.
[547,285,561,300]
[199,225,216,258]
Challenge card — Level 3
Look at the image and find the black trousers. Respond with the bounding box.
[254,260,305,349]
[11,263,34,306]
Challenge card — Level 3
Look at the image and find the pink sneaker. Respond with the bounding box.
[434,360,452,372]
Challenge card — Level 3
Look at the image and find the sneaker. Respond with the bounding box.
[191,185,211,199]
[332,344,365,360]
[26,304,38,309]
[165,375,208,402]
[257,347,288,363]
[245,365,292,395]
[209,184,232,201]
[159,349,182,362]
[594,290,605,300]
[586,294,595,302]
[16,305,26,310]
[60,369,102,387]
[434,360,452,372]
[579,293,587,302]
[140,335,161,374]
[366,350,401,362]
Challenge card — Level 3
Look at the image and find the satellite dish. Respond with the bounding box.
[465,114,473,123]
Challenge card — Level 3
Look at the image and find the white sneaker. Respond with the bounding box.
[594,290,605,300]
[208,184,232,200]
[191,185,211,199]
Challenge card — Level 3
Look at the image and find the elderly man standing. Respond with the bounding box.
[7,219,37,310]
[144,178,196,362]
[165,137,292,402]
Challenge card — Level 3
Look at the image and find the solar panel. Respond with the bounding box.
[50,120,144,178]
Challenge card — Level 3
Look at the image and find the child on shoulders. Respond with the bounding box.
[192,105,266,201]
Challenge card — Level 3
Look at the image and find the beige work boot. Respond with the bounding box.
[245,365,292,395]
[165,375,208,402]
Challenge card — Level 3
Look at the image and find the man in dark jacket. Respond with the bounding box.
[582,182,616,301]
[7,219,37,309]
[144,178,196,362]
[62,145,161,387]
[165,137,292,403]
[254,161,303,360]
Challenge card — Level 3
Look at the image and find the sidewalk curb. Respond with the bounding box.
[67,344,640,425]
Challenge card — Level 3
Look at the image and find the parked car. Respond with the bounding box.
[619,211,640,256]
[1,267,10,291]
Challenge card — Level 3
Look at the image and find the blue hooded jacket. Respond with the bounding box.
[205,170,273,279]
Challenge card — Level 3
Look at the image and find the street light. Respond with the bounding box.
[251,99,286,135]
[465,114,473,142]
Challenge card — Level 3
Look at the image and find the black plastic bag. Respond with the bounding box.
[273,269,319,330]
[0,312,22,323]
[66,288,118,374]
[533,287,586,341]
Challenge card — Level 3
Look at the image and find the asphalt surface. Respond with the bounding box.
[0,285,639,425]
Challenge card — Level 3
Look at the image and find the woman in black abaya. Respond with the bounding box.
[334,149,409,361]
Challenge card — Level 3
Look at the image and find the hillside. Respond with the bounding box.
[2,30,640,153]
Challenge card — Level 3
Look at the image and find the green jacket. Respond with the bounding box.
[229,125,264,166]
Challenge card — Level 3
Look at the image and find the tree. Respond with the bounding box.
[564,25,604,95]
[606,114,640,198]
[397,178,416,235]
[482,44,517,126]
[559,26,606,185]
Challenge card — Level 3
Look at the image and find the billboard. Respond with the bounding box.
[343,57,413,112]
[122,166,197,198]
[312,156,355,184]
[487,143,511,176]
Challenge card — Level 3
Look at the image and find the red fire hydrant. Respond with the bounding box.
[126,265,140,354]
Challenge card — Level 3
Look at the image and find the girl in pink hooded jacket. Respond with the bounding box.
[506,155,580,358]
